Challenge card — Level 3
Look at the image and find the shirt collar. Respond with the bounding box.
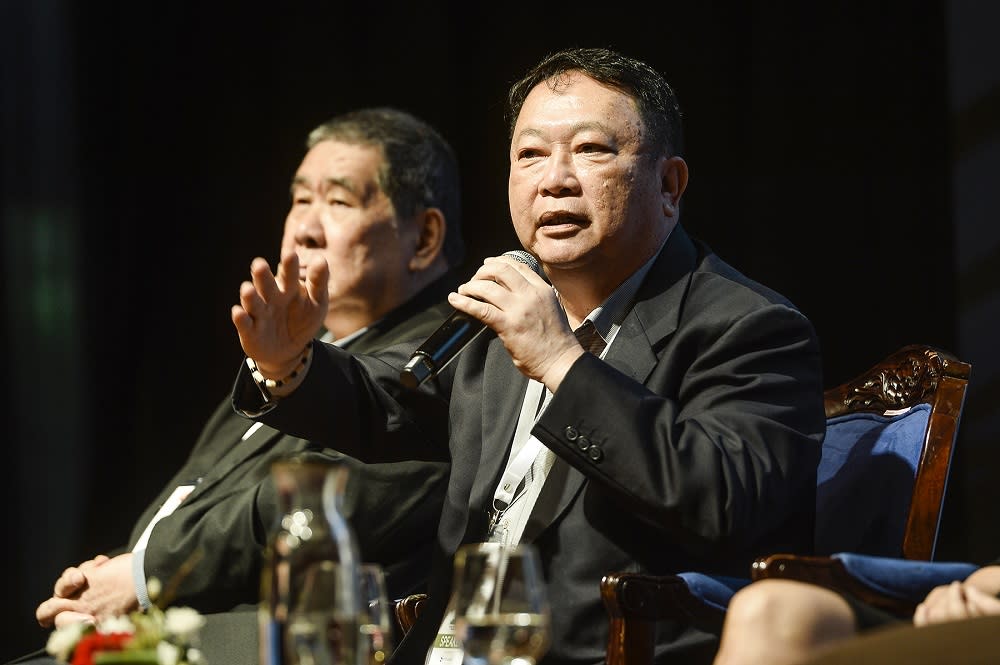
[583,228,672,344]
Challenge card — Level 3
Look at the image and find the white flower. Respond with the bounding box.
[147,577,163,602]
[164,606,206,639]
[184,646,207,664]
[97,614,136,635]
[43,602,204,664]
[157,640,181,665]
[45,623,88,662]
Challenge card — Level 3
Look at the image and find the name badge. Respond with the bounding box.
[424,609,464,665]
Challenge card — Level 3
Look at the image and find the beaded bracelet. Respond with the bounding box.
[246,340,313,399]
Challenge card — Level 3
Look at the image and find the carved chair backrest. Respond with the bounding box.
[817,344,971,560]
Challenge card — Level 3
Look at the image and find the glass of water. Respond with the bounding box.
[450,542,551,665]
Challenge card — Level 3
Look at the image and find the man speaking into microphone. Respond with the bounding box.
[228,47,825,665]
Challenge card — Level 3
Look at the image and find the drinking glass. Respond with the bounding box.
[450,543,551,665]
[357,563,394,665]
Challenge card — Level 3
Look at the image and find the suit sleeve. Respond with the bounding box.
[139,449,451,612]
[533,299,824,555]
[140,481,268,612]
[234,340,452,465]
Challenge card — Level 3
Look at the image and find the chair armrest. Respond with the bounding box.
[751,553,978,617]
[601,572,740,665]
[393,593,428,636]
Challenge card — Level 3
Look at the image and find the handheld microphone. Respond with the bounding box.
[400,250,544,389]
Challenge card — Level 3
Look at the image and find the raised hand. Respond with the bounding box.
[231,250,329,380]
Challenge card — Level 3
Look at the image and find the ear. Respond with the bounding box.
[662,156,689,219]
[408,207,447,272]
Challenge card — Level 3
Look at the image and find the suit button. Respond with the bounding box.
[564,426,579,441]
[576,435,590,451]
[587,445,604,462]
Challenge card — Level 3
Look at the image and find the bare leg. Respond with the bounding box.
[713,579,858,665]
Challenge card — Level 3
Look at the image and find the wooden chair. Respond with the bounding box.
[601,344,972,665]
[750,344,973,614]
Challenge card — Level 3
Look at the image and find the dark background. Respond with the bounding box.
[3,0,998,659]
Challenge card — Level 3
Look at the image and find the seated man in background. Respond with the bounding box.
[712,558,1000,665]
[32,106,465,630]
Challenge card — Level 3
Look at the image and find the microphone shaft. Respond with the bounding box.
[400,250,542,389]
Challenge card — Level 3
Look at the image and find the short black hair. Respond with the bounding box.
[506,47,684,158]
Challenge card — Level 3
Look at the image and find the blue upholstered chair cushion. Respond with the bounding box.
[670,558,975,615]
[815,403,932,556]
[676,573,751,612]
[832,553,979,602]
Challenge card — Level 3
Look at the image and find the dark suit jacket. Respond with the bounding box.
[131,273,457,613]
[235,226,826,665]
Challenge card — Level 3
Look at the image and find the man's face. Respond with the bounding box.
[282,140,413,325]
[508,72,674,281]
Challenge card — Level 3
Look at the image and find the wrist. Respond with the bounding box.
[247,341,313,400]
[540,346,583,393]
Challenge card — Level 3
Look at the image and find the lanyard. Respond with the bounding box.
[492,380,550,511]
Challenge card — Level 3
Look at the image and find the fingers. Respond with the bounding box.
[234,257,281,335]
[237,253,323,318]
[237,279,267,321]
[457,256,538,308]
[482,254,546,287]
[447,290,494,326]
[37,596,78,628]
[914,581,949,626]
[964,585,1000,617]
[303,255,330,307]
[942,580,968,619]
[914,581,985,626]
[54,567,86,598]
[250,257,283,304]
[51,553,111,600]
[273,249,301,294]
[54,611,97,630]
[232,303,254,338]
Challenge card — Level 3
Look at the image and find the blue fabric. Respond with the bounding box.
[832,552,979,602]
[815,403,932,556]
[674,403,960,617]
[677,572,750,611]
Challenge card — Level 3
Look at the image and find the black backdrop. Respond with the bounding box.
[4,1,997,660]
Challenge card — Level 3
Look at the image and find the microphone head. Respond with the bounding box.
[502,249,545,279]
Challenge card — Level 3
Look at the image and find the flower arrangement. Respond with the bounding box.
[45,578,206,665]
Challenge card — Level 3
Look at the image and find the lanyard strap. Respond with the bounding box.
[493,380,548,510]
[490,320,602,514]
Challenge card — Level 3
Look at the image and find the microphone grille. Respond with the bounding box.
[502,249,544,278]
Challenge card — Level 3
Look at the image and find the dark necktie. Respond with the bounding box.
[574,319,607,356]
